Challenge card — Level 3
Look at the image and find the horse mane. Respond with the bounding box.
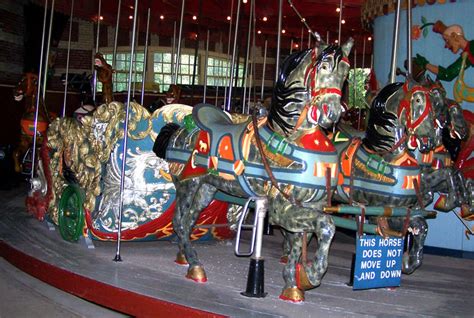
[268,45,343,135]
[363,82,403,152]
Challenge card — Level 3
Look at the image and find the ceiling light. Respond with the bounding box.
[160,15,164,20]
[227,16,231,21]
[282,29,286,34]
[335,39,339,43]
[257,30,262,34]
[129,15,133,20]
[368,36,372,41]
[336,7,340,13]
[192,15,197,20]
[99,16,104,20]
[341,19,346,24]
[243,0,248,3]
[263,16,268,22]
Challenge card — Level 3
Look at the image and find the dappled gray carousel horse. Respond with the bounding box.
[331,78,438,274]
[412,76,473,216]
[154,39,354,302]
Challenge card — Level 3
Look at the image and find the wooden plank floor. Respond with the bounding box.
[1,183,473,317]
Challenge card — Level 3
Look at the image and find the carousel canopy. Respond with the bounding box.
[31,0,370,52]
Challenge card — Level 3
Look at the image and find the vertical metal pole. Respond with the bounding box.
[260,39,267,101]
[327,30,329,44]
[300,27,303,50]
[242,0,254,114]
[390,0,401,84]
[274,0,283,83]
[290,38,293,54]
[362,37,366,69]
[203,29,210,103]
[112,0,121,74]
[226,0,241,111]
[92,0,102,102]
[62,0,74,117]
[132,15,140,100]
[173,0,185,85]
[307,30,311,48]
[407,0,413,75]
[224,0,235,107]
[140,8,151,105]
[247,0,257,114]
[254,198,267,259]
[31,0,48,181]
[115,0,139,262]
[353,49,357,108]
[171,21,176,84]
[338,0,342,44]
[42,0,55,101]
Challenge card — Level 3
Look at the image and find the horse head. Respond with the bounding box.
[165,84,182,104]
[14,72,38,103]
[268,38,353,135]
[398,79,437,153]
[364,78,437,155]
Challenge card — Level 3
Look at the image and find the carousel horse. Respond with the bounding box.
[148,84,182,113]
[332,77,438,274]
[402,63,473,219]
[12,72,54,174]
[413,76,473,217]
[153,39,354,303]
[94,52,114,105]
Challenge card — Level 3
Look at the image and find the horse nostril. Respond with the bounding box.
[323,104,328,115]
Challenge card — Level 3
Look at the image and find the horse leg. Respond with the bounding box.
[298,214,335,289]
[173,177,217,283]
[387,216,428,274]
[12,137,30,174]
[280,229,291,264]
[280,231,305,302]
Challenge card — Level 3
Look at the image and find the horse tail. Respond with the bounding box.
[153,122,180,159]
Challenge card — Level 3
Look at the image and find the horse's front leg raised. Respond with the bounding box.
[173,176,217,283]
[279,212,335,303]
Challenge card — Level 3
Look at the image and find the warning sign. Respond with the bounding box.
[353,235,404,290]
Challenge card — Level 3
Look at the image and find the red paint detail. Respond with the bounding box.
[0,241,225,318]
[186,274,208,283]
[175,259,189,266]
[322,103,328,115]
[311,88,342,97]
[180,130,209,180]
[295,263,303,290]
[455,110,474,178]
[279,294,303,303]
[299,129,336,152]
[26,137,53,221]
[85,200,233,241]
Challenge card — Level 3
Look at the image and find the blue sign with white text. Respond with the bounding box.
[353,235,404,290]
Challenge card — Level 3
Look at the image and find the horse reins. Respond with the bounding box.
[252,110,303,207]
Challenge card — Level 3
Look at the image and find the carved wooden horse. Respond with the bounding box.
[94,52,114,104]
[155,39,354,302]
[333,78,438,274]
[12,73,53,174]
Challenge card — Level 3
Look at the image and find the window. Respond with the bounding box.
[206,56,245,87]
[101,53,144,92]
[153,52,198,92]
[347,68,371,109]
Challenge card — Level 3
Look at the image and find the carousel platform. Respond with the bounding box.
[0,182,473,317]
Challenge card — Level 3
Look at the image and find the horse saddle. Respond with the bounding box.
[192,103,252,172]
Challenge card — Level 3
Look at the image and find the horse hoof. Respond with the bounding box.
[186,265,207,283]
[279,287,304,303]
[175,252,188,266]
[279,255,288,264]
[296,263,317,291]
